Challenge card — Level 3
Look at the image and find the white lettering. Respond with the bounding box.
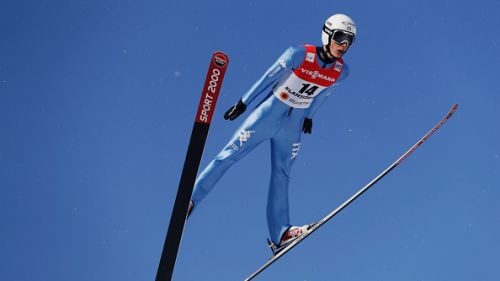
[300,68,336,82]
[291,143,301,159]
[200,68,221,122]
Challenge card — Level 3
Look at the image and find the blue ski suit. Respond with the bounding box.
[191,45,349,244]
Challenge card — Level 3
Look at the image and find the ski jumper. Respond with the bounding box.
[191,45,349,244]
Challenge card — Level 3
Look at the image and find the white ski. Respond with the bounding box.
[244,104,459,281]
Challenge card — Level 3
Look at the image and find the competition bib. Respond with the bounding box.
[273,45,343,108]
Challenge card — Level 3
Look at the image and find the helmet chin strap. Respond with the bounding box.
[324,43,335,59]
[317,45,336,68]
[321,44,337,62]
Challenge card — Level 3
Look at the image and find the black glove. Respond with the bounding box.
[224,99,247,120]
[302,118,313,134]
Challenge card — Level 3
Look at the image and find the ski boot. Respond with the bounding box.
[267,224,314,255]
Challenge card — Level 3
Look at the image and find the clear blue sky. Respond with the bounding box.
[1,0,499,280]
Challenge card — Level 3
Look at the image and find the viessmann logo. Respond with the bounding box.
[299,68,336,82]
[213,54,227,67]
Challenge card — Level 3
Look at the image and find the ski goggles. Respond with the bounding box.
[323,27,355,46]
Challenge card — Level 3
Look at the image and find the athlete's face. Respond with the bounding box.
[328,40,349,59]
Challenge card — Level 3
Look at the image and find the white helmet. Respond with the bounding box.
[322,14,357,46]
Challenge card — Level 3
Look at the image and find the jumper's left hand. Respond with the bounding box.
[302,118,312,134]
[224,99,247,121]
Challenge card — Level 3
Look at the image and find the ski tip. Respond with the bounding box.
[448,103,459,116]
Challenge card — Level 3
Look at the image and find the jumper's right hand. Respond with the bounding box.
[224,99,247,120]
